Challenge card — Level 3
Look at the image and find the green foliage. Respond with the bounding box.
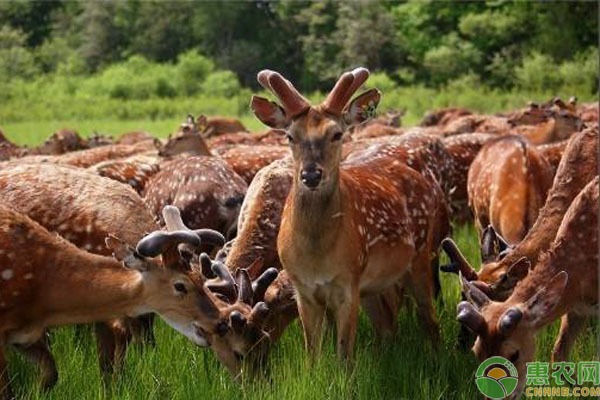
[176,50,215,96]
[423,33,483,85]
[0,26,38,81]
[365,72,397,93]
[201,70,241,97]
[515,52,561,92]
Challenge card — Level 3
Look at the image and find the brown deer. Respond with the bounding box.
[219,145,290,184]
[441,126,598,300]
[455,176,598,400]
[468,135,554,244]
[158,205,282,377]
[158,118,212,157]
[0,162,225,379]
[251,68,448,359]
[0,205,225,398]
[143,156,247,240]
[207,129,288,152]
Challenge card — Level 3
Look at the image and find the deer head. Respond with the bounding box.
[251,68,380,193]
[440,235,530,301]
[104,217,226,347]
[457,271,569,399]
[158,115,212,157]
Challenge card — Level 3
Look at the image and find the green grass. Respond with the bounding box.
[5,224,598,400]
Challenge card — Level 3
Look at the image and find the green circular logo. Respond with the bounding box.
[475,356,519,399]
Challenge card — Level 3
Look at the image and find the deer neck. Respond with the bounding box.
[41,250,147,327]
[288,168,342,246]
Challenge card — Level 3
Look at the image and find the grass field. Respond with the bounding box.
[1,122,597,400]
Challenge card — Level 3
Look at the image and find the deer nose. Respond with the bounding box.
[300,167,323,188]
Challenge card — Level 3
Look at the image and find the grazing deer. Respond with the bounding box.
[0,205,225,398]
[251,68,448,359]
[219,145,290,184]
[143,156,247,240]
[158,206,281,376]
[468,135,554,244]
[442,126,598,300]
[456,176,598,400]
[0,163,226,379]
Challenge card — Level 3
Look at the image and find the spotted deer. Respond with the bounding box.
[468,135,554,245]
[116,131,155,145]
[420,107,473,128]
[251,68,448,359]
[0,205,224,398]
[143,156,247,240]
[158,206,280,377]
[442,126,598,301]
[456,176,598,400]
[0,162,224,379]
[441,133,497,222]
[207,129,288,153]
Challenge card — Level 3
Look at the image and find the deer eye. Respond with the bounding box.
[509,350,519,363]
[173,282,187,295]
[286,134,294,143]
[332,131,343,142]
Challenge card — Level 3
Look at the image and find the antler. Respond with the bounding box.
[162,205,225,248]
[322,67,370,116]
[257,70,310,118]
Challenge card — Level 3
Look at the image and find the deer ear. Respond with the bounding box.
[522,271,568,327]
[251,96,289,129]
[343,89,381,125]
[196,114,208,129]
[105,234,148,271]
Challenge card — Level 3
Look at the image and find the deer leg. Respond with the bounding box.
[296,295,325,357]
[14,336,57,391]
[552,312,587,363]
[0,342,12,400]
[333,285,360,362]
[127,315,155,347]
[406,255,440,346]
[362,286,399,341]
[94,320,132,385]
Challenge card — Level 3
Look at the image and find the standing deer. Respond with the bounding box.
[456,176,598,400]
[0,205,224,398]
[251,68,447,359]
[468,135,554,244]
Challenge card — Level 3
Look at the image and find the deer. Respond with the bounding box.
[440,133,497,222]
[219,145,290,184]
[420,107,473,128]
[115,131,155,145]
[195,114,248,138]
[455,176,598,400]
[467,135,554,245]
[0,204,226,398]
[250,67,448,359]
[441,126,598,301]
[90,154,161,195]
[158,118,212,158]
[0,162,223,379]
[143,156,248,241]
